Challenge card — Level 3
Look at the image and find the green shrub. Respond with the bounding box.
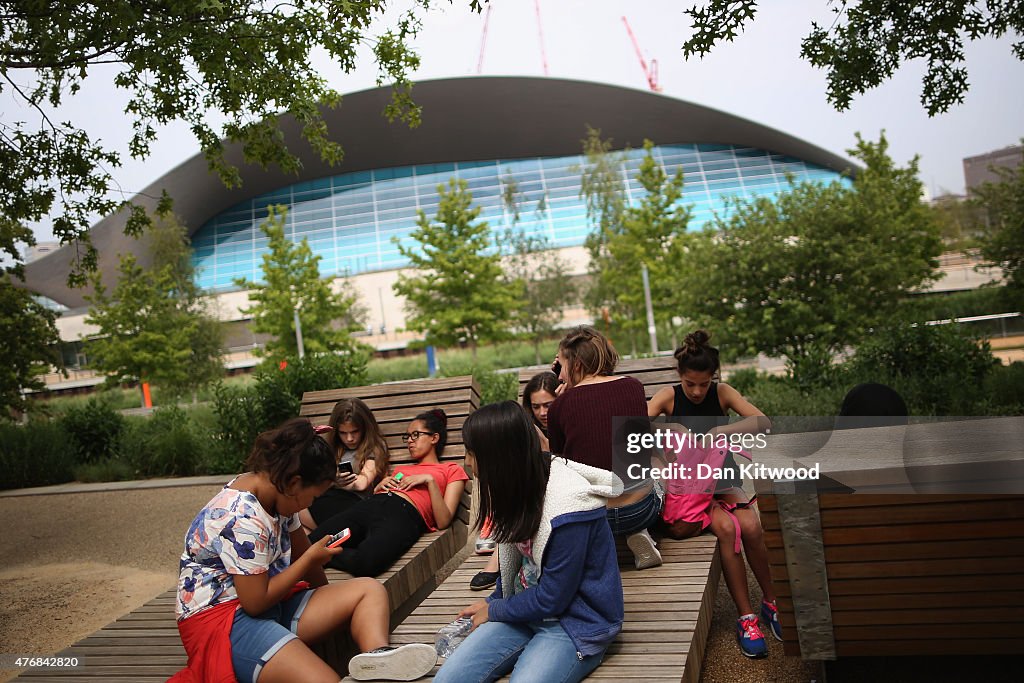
[73,458,136,483]
[844,323,997,415]
[117,407,208,477]
[722,367,760,395]
[211,381,264,465]
[984,362,1024,415]
[477,370,518,406]
[0,420,76,490]
[59,396,126,463]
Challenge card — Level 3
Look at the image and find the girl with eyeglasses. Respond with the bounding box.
[299,398,390,533]
[309,409,469,577]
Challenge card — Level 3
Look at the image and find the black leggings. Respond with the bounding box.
[309,493,427,577]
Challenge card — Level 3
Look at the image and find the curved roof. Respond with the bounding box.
[23,76,856,308]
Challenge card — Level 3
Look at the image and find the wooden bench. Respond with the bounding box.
[16,375,480,682]
[344,356,722,682]
[753,416,1024,660]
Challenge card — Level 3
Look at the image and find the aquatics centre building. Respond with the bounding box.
[22,77,855,357]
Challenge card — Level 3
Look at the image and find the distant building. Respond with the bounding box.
[964,144,1023,193]
[24,241,60,264]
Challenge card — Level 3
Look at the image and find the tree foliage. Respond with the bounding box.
[0,275,61,417]
[499,176,578,364]
[85,255,196,402]
[0,0,481,283]
[973,146,1024,310]
[685,133,943,381]
[236,205,365,364]
[393,178,518,356]
[576,127,630,342]
[85,215,223,404]
[681,1,1024,116]
[592,140,692,352]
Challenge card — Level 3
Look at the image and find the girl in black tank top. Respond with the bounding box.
[649,331,779,658]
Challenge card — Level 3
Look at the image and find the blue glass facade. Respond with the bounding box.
[191,143,847,291]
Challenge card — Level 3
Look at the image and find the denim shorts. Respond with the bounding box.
[229,589,314,683]
[605,480,664,536]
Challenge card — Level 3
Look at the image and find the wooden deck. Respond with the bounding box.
[345,535,721,683]
[15,376,481,681]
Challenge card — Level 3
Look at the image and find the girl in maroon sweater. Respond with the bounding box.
[547,325,665,569]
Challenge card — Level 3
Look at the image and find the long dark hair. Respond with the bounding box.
[463,401,550,544]
[329,398,389,479]
[674,329,720,377]
[521,371,560,431]
[245,418,336,492]
[413,408,448,456]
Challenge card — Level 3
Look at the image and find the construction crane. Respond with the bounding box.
[477,1,550,77]
[621,16,660,92]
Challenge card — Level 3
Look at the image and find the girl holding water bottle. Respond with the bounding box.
[434,401,623,683]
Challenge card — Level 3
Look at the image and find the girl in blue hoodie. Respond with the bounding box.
[435,401,624,683]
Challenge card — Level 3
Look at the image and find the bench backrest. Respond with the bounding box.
[300,375,482,467]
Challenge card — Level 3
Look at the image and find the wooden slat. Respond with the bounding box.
[350,532,720,683]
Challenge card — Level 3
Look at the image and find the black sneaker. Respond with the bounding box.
[470,570,499,591]
[349,643,437,681]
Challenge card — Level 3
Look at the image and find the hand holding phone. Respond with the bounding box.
[327,528,351,549]
[337,461,354,475]
[551,359,562,381]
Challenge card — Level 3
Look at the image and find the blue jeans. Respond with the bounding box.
[606,480,664,536]
[434,620,607,683]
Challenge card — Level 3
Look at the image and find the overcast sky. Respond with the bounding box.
[13,0,1024,244]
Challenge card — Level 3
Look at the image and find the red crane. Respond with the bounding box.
[476,4,492,75]
[622,16,660,92]
[477,1,550,77]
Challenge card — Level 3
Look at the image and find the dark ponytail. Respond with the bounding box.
[245,418,336,492]
[674,329,720,377]
[414,408,448,456]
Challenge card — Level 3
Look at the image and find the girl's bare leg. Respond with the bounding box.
[716,490,776,604]
[709,504,753,616]
[258,639,340,683]
[295,578,390,651]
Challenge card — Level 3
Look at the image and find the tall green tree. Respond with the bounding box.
[0,276,61,417]
[973,147,1024,310]
[576,127,630,345]
[681,1,1023,116]
[149,216,225,401]
[394,178,518,358]
[687,133,942,382]
[236,205,365,364]
[594,140,692,352]
[1,0,483,284]
[86,255,196,406]
[499,176,578,364]
[85,215,224,405]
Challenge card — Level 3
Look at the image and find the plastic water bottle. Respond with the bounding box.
[434,616,474,658]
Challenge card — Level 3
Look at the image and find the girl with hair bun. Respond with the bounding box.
[173,418,437,682]
[648,330,779,659]
[299,398,390,533]
[310,408,469,578]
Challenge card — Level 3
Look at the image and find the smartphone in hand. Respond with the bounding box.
[551,360,562,380]
[327,528,352,549]
[337,461,354,476]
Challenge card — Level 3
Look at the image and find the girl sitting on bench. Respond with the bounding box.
[310,408,469,577]
[436,401,623,683]
[648,330,779,659]
[173,418,436,683]
[299,397,389,533]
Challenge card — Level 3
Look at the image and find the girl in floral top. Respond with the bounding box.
[174,418,436,683]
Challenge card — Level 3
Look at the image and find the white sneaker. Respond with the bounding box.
[626,529,663,569]
[348,643,437,681]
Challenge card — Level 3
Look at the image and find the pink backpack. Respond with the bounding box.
[662,440,752,553]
